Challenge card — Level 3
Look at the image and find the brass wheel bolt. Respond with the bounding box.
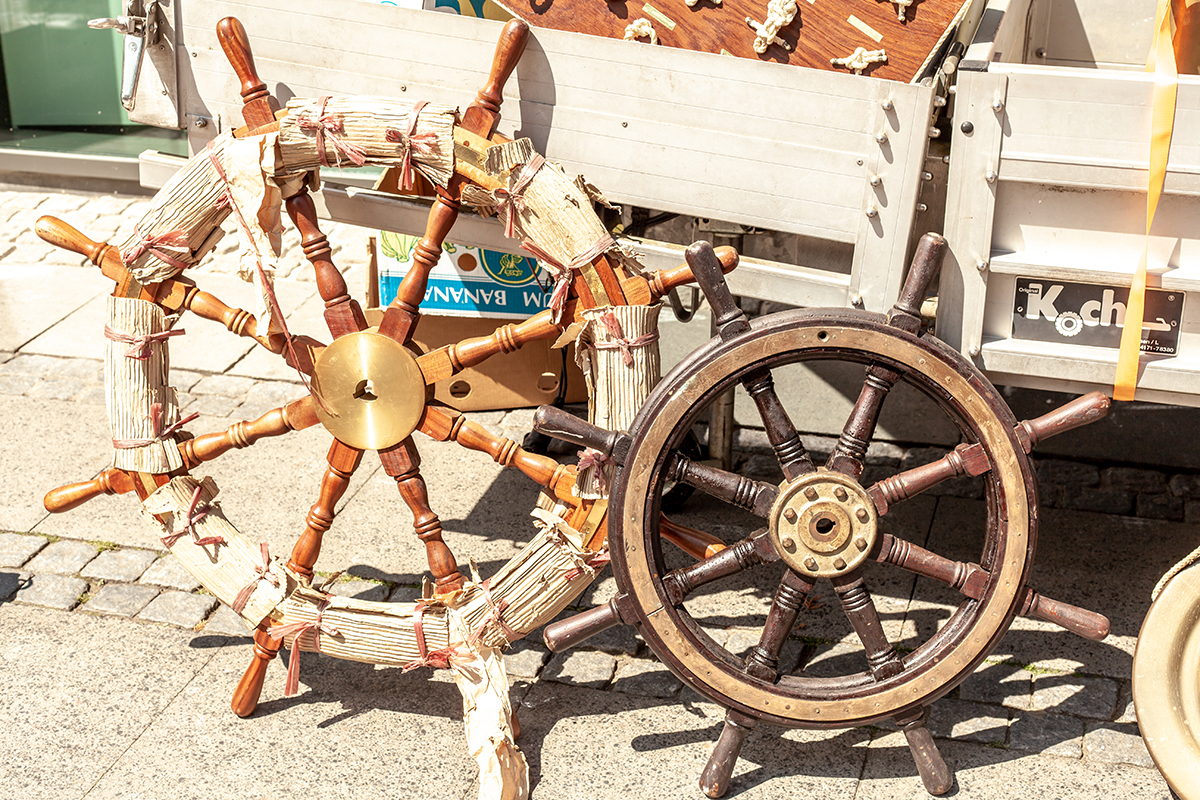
[834,486,849,501]
[804,557,818,571]
[856,508,870,522]
[784,508,798,523]
[854,537,868,551]
[782,536,796,551]
[833,556,847,570]
[804,487,819,501]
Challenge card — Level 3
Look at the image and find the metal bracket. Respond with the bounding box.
[89,0,160,112]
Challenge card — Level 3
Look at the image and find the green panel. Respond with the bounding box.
[0,0,131,127]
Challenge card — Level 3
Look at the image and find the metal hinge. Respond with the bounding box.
[88,0,160,111]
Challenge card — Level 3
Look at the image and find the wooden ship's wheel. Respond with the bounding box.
[535,237,1116,796]
[36,15,735,757]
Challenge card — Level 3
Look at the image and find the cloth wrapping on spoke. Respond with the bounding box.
[105,296,185,474]
[276,96,456,184]
[574,302,662,498]
[141,476,288,628]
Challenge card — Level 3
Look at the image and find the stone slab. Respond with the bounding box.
[0,569,29,601]
[13,573,87,610]
[199,603,252,637]
[927,698,1008,745]
[0,532,48,568]
[80,548,159,582]
[83,583,161,617]
[504,638,550,680]
[542,649,617,690]
[138,555,202,591]
[1009,711,1085,758]
[1031,671,1120,720]
[325,579,389,603]
[22,539,98,575]
[0,263,112,352]
[1084,722,1157,768]
[611,657,683,699]
[137,591,218,629]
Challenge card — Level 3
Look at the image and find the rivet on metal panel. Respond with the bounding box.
[928,127,941,138]
[975,259,989,272]
[850,294,864,307]
[933,96,947,108]
[869,174,881,187]
[1035,48,1046,58]
[865,206,878,219]
[992,99,1004,112]
[969,345,981,357]
[985,170,997,184]
[961,121,974,134]
[922,172,933,181]
[916,203,928,213]
[875,131,888,145]
[881,98,894,111]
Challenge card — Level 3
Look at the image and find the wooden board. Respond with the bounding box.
[489,0,971,82]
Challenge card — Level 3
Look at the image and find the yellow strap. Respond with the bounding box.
[1113,0,1180,401]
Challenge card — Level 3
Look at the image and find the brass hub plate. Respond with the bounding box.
[312,330,425,450]
[770,469,877,578]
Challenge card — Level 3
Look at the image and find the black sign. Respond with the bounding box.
[1012,278,1183,356]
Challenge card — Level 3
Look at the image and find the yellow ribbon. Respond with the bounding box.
[1113,0,1185,400]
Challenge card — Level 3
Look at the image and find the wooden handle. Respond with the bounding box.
[216,17,276,131]
[1022,588,1110,641]
[893,233,947,324]
[461,19,530,136]
[44,469,137,512]
[35,215,105,262]
[660,516,726,560]
[533,406,628,463]
[687,240,749,339]
[543,597,621,652]
[231,626,281,717]
[646,245,739,303]
[1018,391,1111,450]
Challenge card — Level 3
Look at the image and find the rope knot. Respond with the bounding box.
[121,226,191,271]
[384,101,438,192]
[296,96,368,168]
[103,325,185,360]
[269,599,342,697]
[231,541,280,614]
[160,483,224,548]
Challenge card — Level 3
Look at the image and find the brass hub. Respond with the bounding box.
[312,330,426,450]
[770,469,878,578]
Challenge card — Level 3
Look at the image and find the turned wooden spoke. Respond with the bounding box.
[740,367,814,479]
[378,436,464,592]
[179,396,318,467]
[661,529,777,605]
[826,364,901,478]
[830,572,904,681]
[743,569,815,682]
[217,17,279,133]
[377,191,461,345]
[699,709,758,799]
[287,439,363,582]
[419,405,578,505]
[459,19,529,138]
[417,308,564,385]
[660,515,726,560]
[44,467,139,513]
[875,534,1110,640]
[285,189,367,339]
[231,624,283,717]
[894,707,954,795]
[667,454,778,517]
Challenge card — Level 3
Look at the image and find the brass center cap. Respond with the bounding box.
[769,469,878,578]
[312,330,426,451]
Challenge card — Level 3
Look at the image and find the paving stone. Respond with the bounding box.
[0,569,30,601]
[1115,682,1137,724]
[0,532,48,568]
[23,539,99,575]
[0,373,38,395]
[541,649,617,689]
[1169,473,1200,498]
[577,619,641,656]
[36,193,90,214]
[138,556,202,591]
[611,657,682,698]
[927,698,1008,744]
[47,357,103,382]
[26,378,87,401]
[1059,486,1135,516]
[73,385,106,405]
[170,369,205,392]
[80,548,159,582]
[180,392,243,418]
[1136,493,1184,521]
[326,579,389,602]
[0,354,59,376]
[1032,671,1119,719]
[957,661,1033,710]
[1009,711,1085,757]
[388,584,422,602]
[1103,467,1169,494]
[723,627,760,659]
[503,638,551,679]
[82,583,160,617]
[1035,458,1101,487]
[14,573,88,610]
[1084,722,1156,768]
[1038,482,1064,507]
[137,591,218,628]
[235,380,305,420]
[190,374,258,397]
[200,603,252,637]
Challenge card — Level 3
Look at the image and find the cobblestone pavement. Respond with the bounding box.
[1,183,1191,799]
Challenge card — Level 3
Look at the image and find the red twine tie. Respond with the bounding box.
[121,226,191,272]
[469,580,519,646]
[520,233,615,323]
[232,541,279,614]
[112,402,198,450]
[495,154,546,239]
[384,101,438,192]
[577,448,614,493]
[103,324,185,360]
[402,603,461,672]
[296,96,367,168]
[565,550,611,581]
[160,484,225,548]
[591,310,659,367]
[269,600,341,697]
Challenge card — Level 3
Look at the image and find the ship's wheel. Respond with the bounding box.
[535,236,1114,796]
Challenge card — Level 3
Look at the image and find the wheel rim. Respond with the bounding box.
[611,309,1037,727]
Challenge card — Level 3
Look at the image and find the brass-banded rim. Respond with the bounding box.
[612,312,1035,728]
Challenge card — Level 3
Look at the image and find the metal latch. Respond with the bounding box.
[88,0,160,111]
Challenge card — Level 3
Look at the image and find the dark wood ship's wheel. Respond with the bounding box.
[535,236,1114,796]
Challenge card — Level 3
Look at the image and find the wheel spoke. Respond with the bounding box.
[826,364,900,478]
[379,436,464,591]
[743,569,814,682]
[661,528,777,605]
[667,453,778,517]
[284,189,367,339]
[740,367,814,479]
[866,442,991,515]
[417,308,563,385]
[178,396,319,468]
[287,439,364,582]
[830,571,904,681]
[377,191,461,345]
[660,515,726,560]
